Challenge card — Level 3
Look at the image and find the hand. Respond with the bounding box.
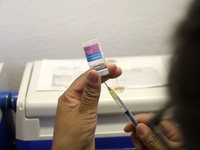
[52,63,122,150]
[124,113,183,150]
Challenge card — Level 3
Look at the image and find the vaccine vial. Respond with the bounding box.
[83,39,109,76]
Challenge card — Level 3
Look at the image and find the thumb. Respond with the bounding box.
[136,123,166,150]
[79,70,101,113]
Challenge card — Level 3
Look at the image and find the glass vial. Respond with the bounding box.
[83,38,109,76]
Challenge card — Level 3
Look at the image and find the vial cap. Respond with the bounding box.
[98,68,109,76]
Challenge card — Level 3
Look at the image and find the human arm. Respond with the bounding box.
[51,63,122,150]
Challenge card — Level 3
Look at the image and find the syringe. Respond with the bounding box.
[104,82,138,127]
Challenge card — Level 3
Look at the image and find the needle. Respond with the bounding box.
[104,82,138,127]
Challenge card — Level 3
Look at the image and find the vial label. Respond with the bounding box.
[83,43,102,62]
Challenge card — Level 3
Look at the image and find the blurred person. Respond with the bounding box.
[52,0,200,149]
[124,0,200,149]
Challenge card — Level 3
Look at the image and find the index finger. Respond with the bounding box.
[124,113,155,132]
[134,113,155,124]
[101,63,122,83]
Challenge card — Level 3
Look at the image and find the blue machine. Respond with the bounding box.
[0,63,17,150]
[0,91,18,150]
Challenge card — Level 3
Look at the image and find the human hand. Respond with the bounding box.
[52,63,122,150]
[124,113,183,150]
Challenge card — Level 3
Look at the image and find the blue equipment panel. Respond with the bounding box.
[16,136,135,150]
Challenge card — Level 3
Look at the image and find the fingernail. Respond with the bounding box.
[87,71,98,83]
[137,124,148,135]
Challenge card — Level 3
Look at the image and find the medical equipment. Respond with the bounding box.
[104,82,138,127]
[15,55,171,150]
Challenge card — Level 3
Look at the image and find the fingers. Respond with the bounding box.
[136,123,166,150]
[124,114,181,150]
[101,63,122,83]
[124,113,165,150]
[131,132,146,150]
[124,113,155,133]
[160,120,183,142]
[79,70,101,113]
[134,113,155,124]
[67,63,122,93]
[124,121,136,133]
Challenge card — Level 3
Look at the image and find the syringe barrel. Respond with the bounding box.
[125,110,138,127]
[114,96,128,112]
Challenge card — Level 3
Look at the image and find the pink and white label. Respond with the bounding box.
[83,43,102,62]
[83,43,100,56]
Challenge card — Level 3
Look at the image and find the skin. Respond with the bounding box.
[52,62,183,150]
[52,63,122,150]
[124,113,183,150]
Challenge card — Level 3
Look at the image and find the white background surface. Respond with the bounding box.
[0,0,192,91]
[36,57,168,91]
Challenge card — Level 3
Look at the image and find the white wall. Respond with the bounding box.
[0,0,192,91]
